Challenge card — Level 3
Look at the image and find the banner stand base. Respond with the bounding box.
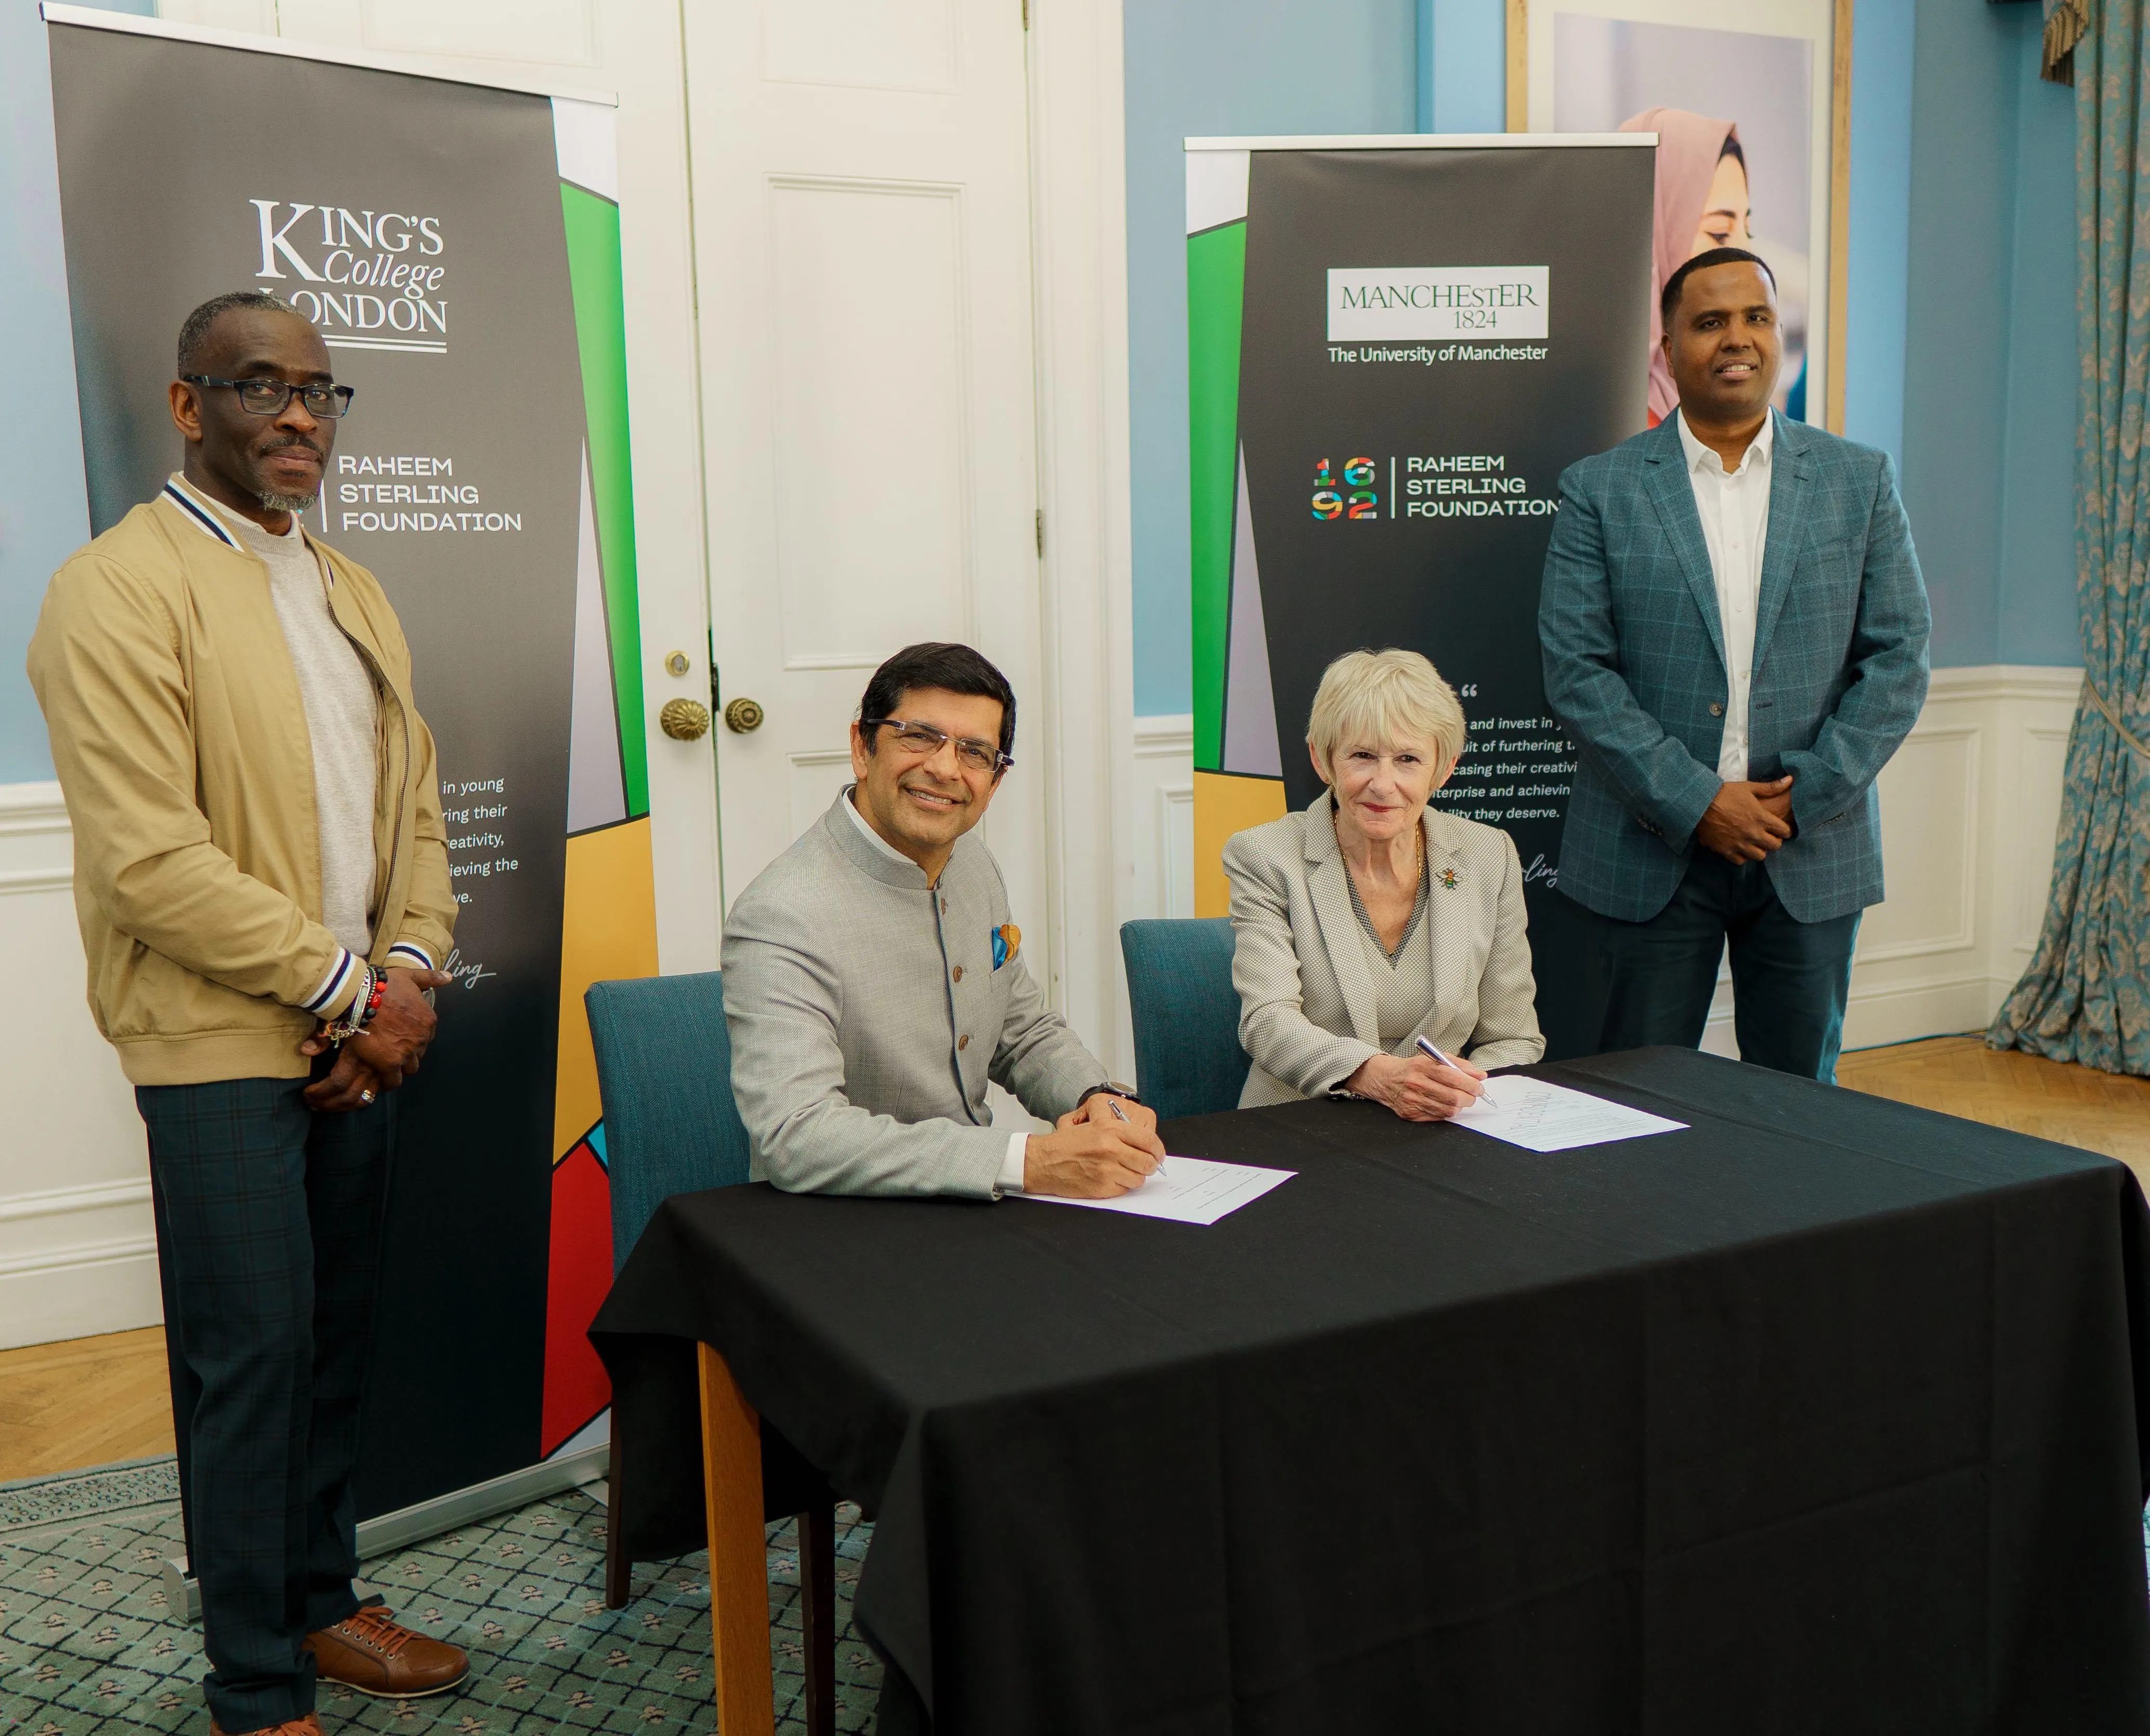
[160,1440,610,1624]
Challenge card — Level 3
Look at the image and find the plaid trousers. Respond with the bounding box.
[138,1069,394,1731]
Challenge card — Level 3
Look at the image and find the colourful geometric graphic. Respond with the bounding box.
[1188,161,1287,915]
[542,104,660,1458]
[1188,212,1244,779]
[542,1135,615,1455]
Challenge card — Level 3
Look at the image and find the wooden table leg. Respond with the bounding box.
[698,1342,773,1736]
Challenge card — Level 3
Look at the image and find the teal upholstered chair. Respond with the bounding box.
[587,972,753,1277]
[585,972,835,1735]
[1119,918,1252,1121]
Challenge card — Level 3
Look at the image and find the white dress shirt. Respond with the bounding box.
[842,790,1030,1193]
[1675,409,1774,782]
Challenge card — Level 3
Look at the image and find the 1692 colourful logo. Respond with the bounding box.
[1312,456,1378,521]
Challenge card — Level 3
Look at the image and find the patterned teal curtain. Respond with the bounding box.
[1991,0,2150,1074]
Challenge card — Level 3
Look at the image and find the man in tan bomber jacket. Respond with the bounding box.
[28,293,468,1736]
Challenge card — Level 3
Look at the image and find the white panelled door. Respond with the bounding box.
[681,0,1047,939]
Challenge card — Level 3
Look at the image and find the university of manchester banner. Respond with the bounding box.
[45,9,655,1520]
[1186,136,1654,1059]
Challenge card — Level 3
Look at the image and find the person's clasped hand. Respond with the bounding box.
[1024,1096,1165,1199]
[1695,774,1794,864]
[301,966,455,1111]
[1344,1049,1487,1122]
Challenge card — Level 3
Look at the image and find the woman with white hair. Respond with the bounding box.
[1224,648,1544,1117]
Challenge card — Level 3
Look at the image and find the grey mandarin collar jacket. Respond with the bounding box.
[720,788,1110,1199]
[1223,792,1545,1108]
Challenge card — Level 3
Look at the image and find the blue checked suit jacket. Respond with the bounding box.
[1538,412,1931,925]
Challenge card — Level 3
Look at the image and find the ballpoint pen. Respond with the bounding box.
[1415,1034,1500,1108]
[1104,1095,1166,1177]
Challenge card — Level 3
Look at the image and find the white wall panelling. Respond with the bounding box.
[1128,715,1196,926]
[1112,715,1196,1075]
[1698,665,2085,1056]
[0,782,159,1351]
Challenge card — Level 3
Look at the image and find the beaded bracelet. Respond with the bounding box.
[321,965,386,1044]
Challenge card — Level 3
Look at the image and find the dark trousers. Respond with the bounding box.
[1591,854,1861,1082]
[138,1071,394,1731]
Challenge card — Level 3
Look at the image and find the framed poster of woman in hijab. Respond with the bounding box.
[1509,0,1851,431]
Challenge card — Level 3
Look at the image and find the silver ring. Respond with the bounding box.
[359,1089,375,1103]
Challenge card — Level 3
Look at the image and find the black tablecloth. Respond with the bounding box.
[589,1046,2150,1734]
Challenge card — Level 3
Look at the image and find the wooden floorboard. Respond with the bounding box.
[0,1325,175,1482]
[1840,1032,2150,1191]
[5,1036,2145,1480]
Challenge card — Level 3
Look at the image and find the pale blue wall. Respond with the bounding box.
[1124,0,2082,713]
[1123,0,1418,719]
[1901,0,2068,667]
[1996,14,2081,666]
[0,0,151,784]
[1899,0,2079,667]
[1845,0,1915,471]
[1427,0,1507,135]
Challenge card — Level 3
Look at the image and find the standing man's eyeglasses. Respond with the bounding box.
[181,375,356,419]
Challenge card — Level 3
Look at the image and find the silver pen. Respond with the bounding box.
[1104,1096,1166,1179]
[1415,1034,1499,1108]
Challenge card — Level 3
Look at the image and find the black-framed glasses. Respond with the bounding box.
[866,718,1013,776]
[182,375,356,419]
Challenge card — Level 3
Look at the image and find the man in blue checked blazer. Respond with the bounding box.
[1539,248,1930,1081]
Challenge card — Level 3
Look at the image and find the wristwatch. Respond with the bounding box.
[1077,1081,1142,1108]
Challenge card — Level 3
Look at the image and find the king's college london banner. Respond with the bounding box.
[45,7,655,1522]
[1186,137,1655,1059]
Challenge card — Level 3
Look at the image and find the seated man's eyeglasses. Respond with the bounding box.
[182,375,357,419]
[867,718,1013,776]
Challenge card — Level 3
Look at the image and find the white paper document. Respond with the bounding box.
[1013,1156,1295,1226]
[1448,1076,1687,1153]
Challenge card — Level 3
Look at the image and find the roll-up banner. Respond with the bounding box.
[43,6,657,1527]
[1186,136,1655,1060]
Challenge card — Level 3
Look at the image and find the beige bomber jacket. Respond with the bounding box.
[27,482,456,1086]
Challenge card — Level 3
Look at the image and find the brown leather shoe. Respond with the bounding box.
[303,1605,468,1699]
[209,1716,324,1735]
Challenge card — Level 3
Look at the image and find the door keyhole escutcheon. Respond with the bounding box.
[724,697,766,734]
[660,698,713,741]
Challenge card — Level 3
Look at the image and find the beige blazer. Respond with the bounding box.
[1223,793,1545,1107]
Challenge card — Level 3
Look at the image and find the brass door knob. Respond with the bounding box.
[659,698,712,741]
[724,697,766,733]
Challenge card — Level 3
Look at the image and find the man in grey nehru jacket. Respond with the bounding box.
[722,641,1165,1199]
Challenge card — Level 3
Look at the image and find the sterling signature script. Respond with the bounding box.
[440,946,497,989]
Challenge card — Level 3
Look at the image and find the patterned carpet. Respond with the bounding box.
[0,1458,884,1733]
[10,1456,2149,1733]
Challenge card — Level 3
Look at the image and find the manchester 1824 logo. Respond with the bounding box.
[1312,456,1378,521]
[251,201,449,356]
